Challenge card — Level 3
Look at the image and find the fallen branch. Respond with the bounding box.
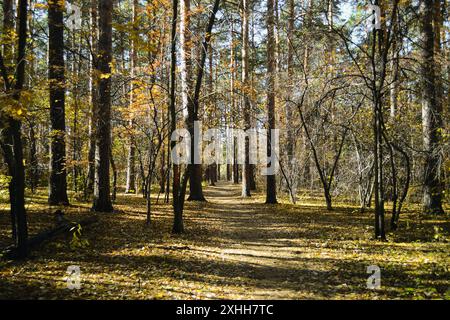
[1,215,98,259]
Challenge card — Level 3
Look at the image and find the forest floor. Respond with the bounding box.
[0,182,449,300]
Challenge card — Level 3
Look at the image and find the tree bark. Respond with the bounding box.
[372,0,386,240]
[179,0,206,201]
[0,0,29,259]
[420,0,444,214]
[241,0,251,197]
[48,0,69,206]
[284,0,295,201]
[266,0,277,204]
[92,0,114,213]
[180,0,192,121]
[125,0,138,194]
[169,0,186,233]
[187,0,220,201]
[86,0,98,198]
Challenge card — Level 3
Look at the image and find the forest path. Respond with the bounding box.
[0,181,449,299]
[191,181,313,298]
[175,181,368,299]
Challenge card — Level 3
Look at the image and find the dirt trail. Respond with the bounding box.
[181,181,352,299]
[193,182,313,298]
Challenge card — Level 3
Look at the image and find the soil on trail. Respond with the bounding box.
[0,182,449,299]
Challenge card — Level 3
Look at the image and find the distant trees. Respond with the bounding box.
[0,0,448,252]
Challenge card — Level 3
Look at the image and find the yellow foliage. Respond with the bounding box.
[100,73,111,79]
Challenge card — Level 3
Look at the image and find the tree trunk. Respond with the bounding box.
[227,164,232,181]
[2,216,97,259]
[173,0,221,231]
[188,161,206,200]
[186,0,221,201]
[284,0,295,200]
[28,118,39,192]
[92,0,113,213]
[420,0,444,214]
[389,12,399,119]
[0,0,29,259]
[48,0,69,206]
[241,0,251,197]
[86,0,98,198]
[1,0,15,241]
[179,0,206,201]
[372,2,386,239]
[16,2,28,252]
[125,0,138,194]
[169,0,185,233]
[180,0,192,121]
[265,0,277,204]
[233,138,239,184]
[110,146,117,202]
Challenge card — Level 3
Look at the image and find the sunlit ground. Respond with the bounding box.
[0,182,449,299]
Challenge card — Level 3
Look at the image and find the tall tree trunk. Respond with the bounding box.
[372,0,386,240]
[265,0,277,204]
[208,46,217,186]
[169,0,185,233]
[92,0,113,212]
[187,0,221,201]
[70,25,82,194]
[302,0,312,188]
[226,21,233,184]
[179,0,206,201]
[230,22,239,186]
[284,0,295,201]
[241,0,251,197]
[125,0,138,194]
[248,5,256,191]
[0,0,29,258]
[48,0,69,205]
[2,0,15,242]
[389,13,399,119]
[286,0,294,157]
[420,0,444,214]
[86,0,98,197]
[172,0,221,232]
[180,0,191,121]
